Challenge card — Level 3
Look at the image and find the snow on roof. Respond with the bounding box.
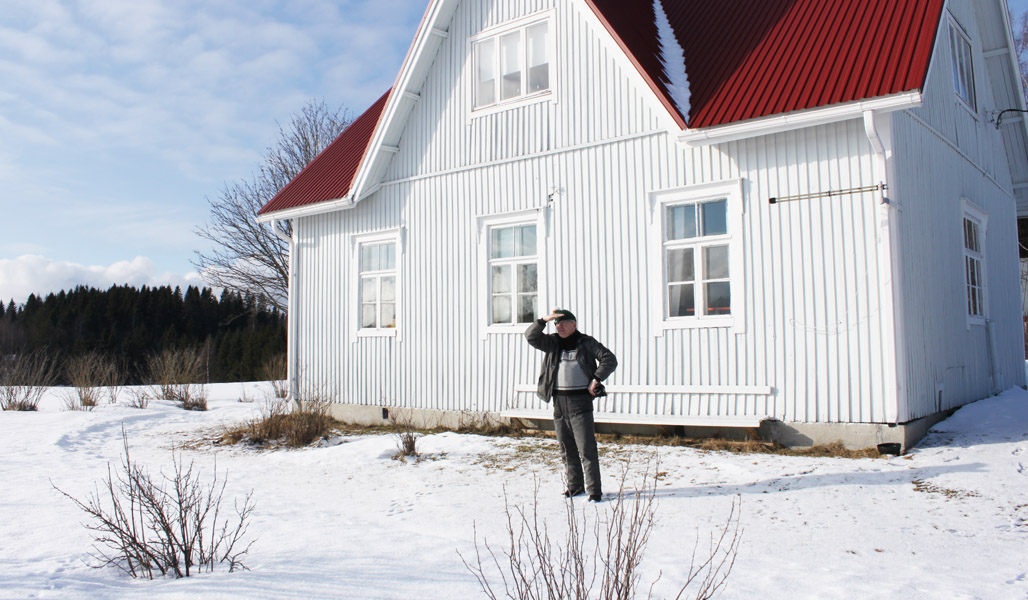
[589,0,944,127]
[652,0,691,122]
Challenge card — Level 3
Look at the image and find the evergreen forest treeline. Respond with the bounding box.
[0,285,285,384]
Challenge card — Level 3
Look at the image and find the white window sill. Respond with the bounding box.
[658,315,734,331]
[965,315,986,330]
[356,328,398,338]
[471,90,552,119]
[485,324,533,336]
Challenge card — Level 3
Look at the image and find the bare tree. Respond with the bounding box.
[1013,6,1028,98]
[194,100,352,311]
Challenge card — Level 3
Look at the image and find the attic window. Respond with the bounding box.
[949,22,976,111]
[472,17,550,111]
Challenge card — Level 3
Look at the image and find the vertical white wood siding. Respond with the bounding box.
[290,0,1023,425]
[887,0,1027,420]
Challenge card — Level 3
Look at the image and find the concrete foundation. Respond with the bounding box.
[319,401,957,454]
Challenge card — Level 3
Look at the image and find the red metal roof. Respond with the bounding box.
[260,0,946,216]
[258,90,391,215]
[587,0,944,128]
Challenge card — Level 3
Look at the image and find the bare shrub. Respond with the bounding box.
[390,409,420,461]
[262,354,288,399]
[223,394,334,448]
[53,432,255,578]
[146,348,208,410]
[126,387,152,410]
[64,353,107,410]
[0,350,60,411]
[99,356,125,404]
[461,465,742,600]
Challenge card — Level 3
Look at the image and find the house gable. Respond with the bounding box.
[257,0,976,221]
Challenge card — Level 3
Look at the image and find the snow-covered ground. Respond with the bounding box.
[1,382,1026,600]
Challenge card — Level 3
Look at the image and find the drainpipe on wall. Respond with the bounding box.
[270,218,299,406]
[985,319,1003,395]
[863,110,907,424]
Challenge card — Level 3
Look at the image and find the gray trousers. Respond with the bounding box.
[552,390,601,495]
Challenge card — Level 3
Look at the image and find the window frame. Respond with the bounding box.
[649,179,745,333]
[948,18,977,114]
[351,229,403,339]
[477,208,548,337]
[468,10,555,117]
[961,198,988,329]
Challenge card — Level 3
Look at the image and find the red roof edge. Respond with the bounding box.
[581,0,688,128]
[258,89,392,216]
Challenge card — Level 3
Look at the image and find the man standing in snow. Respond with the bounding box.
[525,309,617,502]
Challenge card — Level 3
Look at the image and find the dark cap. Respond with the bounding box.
[553,309,577,323]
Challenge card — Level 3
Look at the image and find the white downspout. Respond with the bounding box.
[864,110,906,424]
[270,218,299,405]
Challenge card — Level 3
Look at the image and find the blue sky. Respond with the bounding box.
[2,1,1027,305]
[0,0,424,304]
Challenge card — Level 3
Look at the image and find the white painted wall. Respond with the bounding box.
[288,0,1026,426]
[288,0,913,425]
[888,0,1028,420]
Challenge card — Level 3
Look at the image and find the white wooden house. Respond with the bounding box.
[257,0,1028,449]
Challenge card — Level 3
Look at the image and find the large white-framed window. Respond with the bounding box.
[352,229,402,338]
[961,198,988,327]
[470,11,553,113]
[650,179,745,332]
[949,19,976,112]
[478,208,548,335]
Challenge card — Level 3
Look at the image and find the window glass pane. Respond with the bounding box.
[475,39,496,107]
[701,200,728,236]
[527,22,549,93]
[361,304,377,328]
[383,243,396,270]
[381,303,396,328]
[361,277,377,303]
[518,294,536,323]
[517,263,537,293]
[704,245,729,279]
[517,225,537,256]
[666,205,697,240]
[373,244,384,271]
[492,295,512,324]
[492,265,511,293]
[666,248,694,282]
[500,31,522,100]
[491,227,515,259]
[360,246,372,272]
[705,282,731,315]
[668,283,694,317]
[381,276,395,302]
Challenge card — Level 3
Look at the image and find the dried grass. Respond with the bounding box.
[223,394,336,448]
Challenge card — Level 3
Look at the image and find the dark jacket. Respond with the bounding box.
[525,319,618,401]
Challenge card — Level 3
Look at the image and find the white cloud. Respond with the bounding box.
[0,255,205,304]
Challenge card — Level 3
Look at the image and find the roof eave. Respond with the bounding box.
[255,195,356,223]
[678,91,923,147]
[346,0,462,206]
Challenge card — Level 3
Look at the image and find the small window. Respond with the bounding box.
[488,224,538,324]
[664,200,731,318]
[650,180,744,332]
[963,216,984,318]
[473,18,550,110]
[359,241,397,329]
[950,22,976,111]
